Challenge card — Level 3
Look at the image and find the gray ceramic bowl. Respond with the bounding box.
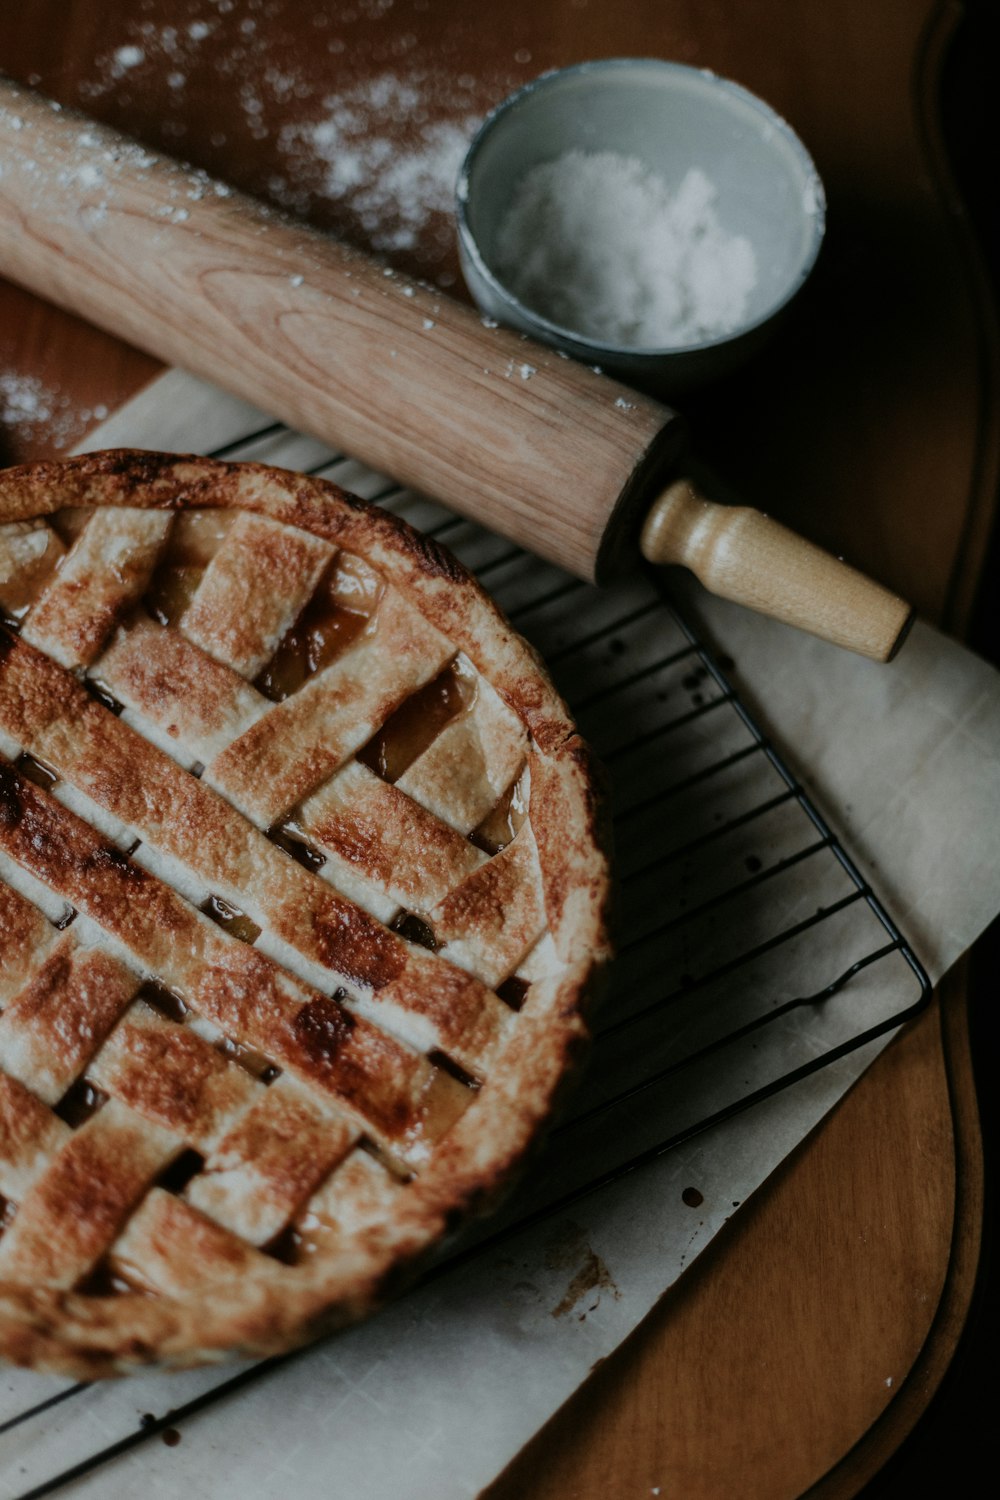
[456,59,826,392]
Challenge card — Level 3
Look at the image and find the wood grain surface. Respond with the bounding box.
[0,75,912,653]
[0,73,682,585]
[0,3,994,1497]
[639,478,913,660]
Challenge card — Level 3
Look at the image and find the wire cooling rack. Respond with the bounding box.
[0,421,931,1497]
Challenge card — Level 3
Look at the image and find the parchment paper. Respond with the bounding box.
[1,370,998,1499]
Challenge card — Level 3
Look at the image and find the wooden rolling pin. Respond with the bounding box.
[0,76,912,660]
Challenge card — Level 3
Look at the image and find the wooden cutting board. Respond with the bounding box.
[0,3,994,1495]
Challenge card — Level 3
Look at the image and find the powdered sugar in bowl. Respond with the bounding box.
[456,59,825,392]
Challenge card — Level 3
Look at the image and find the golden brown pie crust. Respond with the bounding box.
[0,451,610,1378]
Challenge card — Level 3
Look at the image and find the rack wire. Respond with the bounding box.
[0,422,931,1497]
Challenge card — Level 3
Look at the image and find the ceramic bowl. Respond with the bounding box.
[456,58,826,392]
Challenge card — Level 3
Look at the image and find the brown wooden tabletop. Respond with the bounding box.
[1,3,995,1496]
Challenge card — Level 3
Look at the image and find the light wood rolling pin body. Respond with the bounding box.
[0,77,911,660]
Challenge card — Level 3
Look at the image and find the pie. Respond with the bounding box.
[0,451,610,1378]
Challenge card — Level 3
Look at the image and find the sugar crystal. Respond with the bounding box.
[493,152,757,349]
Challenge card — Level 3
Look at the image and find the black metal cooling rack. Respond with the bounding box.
[0,422,932,1498]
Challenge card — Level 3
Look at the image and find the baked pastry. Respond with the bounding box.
[0,451,610,1378]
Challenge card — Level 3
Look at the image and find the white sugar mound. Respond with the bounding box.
[494,152,758,348]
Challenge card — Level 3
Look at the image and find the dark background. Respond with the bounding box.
[864,6,997,1490]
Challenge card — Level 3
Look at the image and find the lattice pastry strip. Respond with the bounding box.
[304,846,399,926]
[0,877,58,1005]
[0,758,469,1165]
[0,937,139,1104]
[97,613,269,767]
[87,999,262,1155]
[90,1002,361,1246]
[0,452,610,1379]
[49,774,139,854]
[205,585,455,825]
[180,511,335,679]
[0,633,512,1072]
[92,546,384,773]
[0,520,66,620]
[342,944,514,1069]
[20,508,173,670]
[430,822,549,988]
[109,1188,278,1296]
[0,842,75,927]
[296,760,547,1004]
[396,675,529,835]
[0,1096,182,1290]
[297,760,488,914]
[186,1076,358,1246]
[294,1147,405,1260]
[0,1071,70,1204]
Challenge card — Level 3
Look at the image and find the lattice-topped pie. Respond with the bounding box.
[0,452,610,1377]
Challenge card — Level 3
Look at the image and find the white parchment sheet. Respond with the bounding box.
[1,370,998,1499]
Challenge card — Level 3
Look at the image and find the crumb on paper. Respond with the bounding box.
[544,1220,621,1321]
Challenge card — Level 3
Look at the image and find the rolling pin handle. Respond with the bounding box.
[640,477,915,662]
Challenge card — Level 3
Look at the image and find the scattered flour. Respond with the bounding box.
[0,371,98,447]
[277,74,479,254]
[76,8,486,275]
[0,371,54,429]
[110,45,145,76]
[493,152,758,348]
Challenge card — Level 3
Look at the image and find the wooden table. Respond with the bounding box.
[1,4,995,1496]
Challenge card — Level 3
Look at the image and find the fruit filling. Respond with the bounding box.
[213,1033,280,1080]
[77,1258,151,1297]
[390,911,438,951]
[0,521,65,619]
[137,980,190,1024]
[47,507,95,547]
[13,752,59,791]
[256,551,383,701]
[199,894,262,945]
[54,1078,109,1129]
[142,509,236,627]
[266,819,328,873]
[157,1148,207,1195]
[145,564,203,627]
[470,771,527,854]
[360,658,475,783]
[496,975,531,1011]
